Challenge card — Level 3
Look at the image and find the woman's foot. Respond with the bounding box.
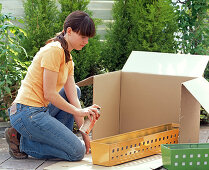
[5,127,28,159]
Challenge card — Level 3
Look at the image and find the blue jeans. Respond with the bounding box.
[8,87,86,161]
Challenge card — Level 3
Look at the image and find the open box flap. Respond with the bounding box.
[122,51,209,77]
[182,77,209,113]
[76,76,94,87]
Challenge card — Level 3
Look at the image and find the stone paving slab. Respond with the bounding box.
[36,160,59,170]
[0,157,45,170]
[0,122,10,138]
[0,152,10,165]
[0,138,9,153]
[44,154,163,170]
[199,125,209,143]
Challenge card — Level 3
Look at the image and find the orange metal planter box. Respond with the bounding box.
[90,123,179,166]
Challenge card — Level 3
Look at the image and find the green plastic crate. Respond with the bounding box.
[161,143,209,170]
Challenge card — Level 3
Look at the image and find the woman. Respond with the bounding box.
[5,10,100,161]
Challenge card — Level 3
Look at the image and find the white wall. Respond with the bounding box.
[0,0,24,17]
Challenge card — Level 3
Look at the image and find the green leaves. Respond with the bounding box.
[3,86,11,95]
[200,106,209,124]
[0,11,28,120]
[23,0,60,59]
[102,0,178,72]
[174,0,208,55]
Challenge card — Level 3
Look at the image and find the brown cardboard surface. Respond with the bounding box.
[120,72,194,133]
[76,51,209,143]
[179,77,209,143]
[76,76,94,87]
[179,86,200,143]
[92,71,121,139]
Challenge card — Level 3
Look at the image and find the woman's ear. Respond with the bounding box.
[67,27,72,35]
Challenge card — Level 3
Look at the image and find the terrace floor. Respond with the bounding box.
[0,123,209,170]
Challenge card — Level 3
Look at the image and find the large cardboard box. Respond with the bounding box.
[77,51,209,143]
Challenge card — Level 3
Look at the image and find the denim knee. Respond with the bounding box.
[68,143,85,161]
[59,86,81,100]
[76,85,81,99]
[59,88,68,101]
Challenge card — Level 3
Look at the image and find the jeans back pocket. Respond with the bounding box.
[11,117,32,140]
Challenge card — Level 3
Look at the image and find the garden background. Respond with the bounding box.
[0,0,208,126]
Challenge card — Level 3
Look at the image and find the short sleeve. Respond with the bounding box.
[41,47,64,72]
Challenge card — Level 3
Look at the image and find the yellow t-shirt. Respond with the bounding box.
[14,41,74,107]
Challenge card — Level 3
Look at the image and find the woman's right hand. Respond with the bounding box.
[75,104,100,122]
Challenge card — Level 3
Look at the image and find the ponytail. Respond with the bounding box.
[46,31,71,63]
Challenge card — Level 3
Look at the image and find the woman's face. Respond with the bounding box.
[67,29,89,51]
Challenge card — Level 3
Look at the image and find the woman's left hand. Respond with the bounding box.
[82,133,91,154]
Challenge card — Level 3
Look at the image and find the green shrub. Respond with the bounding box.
[174,0,209,55]
[23,0,60,59]
[0,11,29,120]
[200,107,209,125]
[102,0,178,72]
[58,0,91,26]
[204,63,209,81]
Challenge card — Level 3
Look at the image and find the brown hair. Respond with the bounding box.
[47,11,95,63]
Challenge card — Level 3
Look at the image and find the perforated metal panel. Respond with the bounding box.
[91,123,179,166]
[162,143,209,170]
